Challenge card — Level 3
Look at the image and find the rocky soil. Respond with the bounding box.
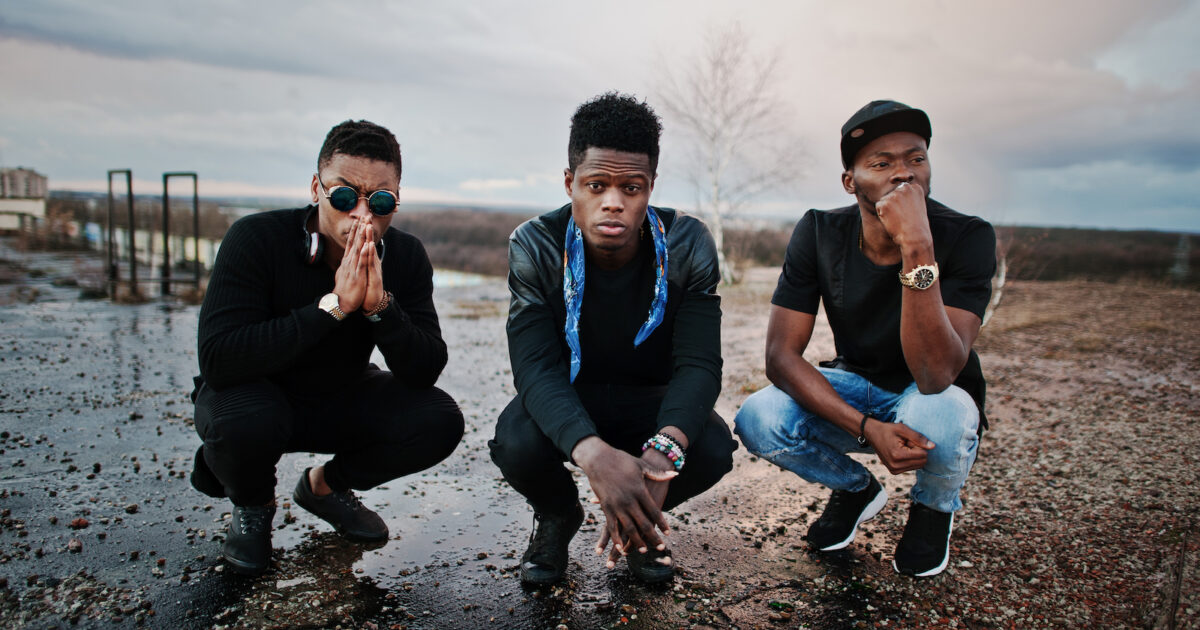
[0,243,1196,629]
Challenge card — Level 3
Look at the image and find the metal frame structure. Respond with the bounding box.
[105,169,203,298]
[161,172,200,295]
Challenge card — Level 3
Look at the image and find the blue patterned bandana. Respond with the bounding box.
[563,206,668,383]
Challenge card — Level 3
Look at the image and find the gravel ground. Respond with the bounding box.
[0,242,1196,629]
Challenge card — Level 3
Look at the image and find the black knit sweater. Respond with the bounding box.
[196,207,447,395]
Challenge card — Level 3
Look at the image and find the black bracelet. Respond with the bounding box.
[857,414,871,446]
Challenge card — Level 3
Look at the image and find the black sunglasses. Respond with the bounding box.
[317,175,398,216]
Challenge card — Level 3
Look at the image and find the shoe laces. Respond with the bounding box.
[235,507,272,534]
[334,491,367,512]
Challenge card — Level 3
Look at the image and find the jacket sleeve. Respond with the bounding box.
[197,218,338,389]
[370,235,448,388]
[656,218,723,445]
[505,226,597,459]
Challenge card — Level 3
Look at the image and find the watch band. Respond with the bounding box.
[318,293,346,322]
[898,262,939,290]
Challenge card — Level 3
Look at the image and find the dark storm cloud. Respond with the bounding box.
[0,1,510,88]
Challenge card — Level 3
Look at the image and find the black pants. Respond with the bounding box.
[193,368,464,506]
[488,383,737,515]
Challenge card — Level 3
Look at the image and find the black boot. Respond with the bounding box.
[223,504,275,575]
[520,503,584,585]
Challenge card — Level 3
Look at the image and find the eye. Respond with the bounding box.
[624,184,642,193]
[912,156,926,164]
[871,161,889,169]
[587,181,603,191]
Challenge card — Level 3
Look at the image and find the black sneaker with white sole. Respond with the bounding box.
[805,474,887,551]
[893,502,954,577]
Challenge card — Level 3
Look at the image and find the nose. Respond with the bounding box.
[599,187,624,213]
[891,164,915,184]
[348,197,373,219]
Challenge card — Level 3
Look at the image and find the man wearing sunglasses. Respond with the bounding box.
[490,93,737,585]
[189,120,464,575]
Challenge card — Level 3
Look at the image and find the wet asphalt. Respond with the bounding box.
[0,241,817,630]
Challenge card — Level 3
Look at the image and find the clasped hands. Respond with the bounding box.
[572,436,678,569]
[332,217,386,315]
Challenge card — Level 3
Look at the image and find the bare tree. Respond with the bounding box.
[655,22,802,284]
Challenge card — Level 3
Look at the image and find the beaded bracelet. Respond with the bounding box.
[642,433,686,471]
[364,291,393,322]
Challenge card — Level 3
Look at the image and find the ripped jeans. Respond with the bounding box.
[733,368,979,513]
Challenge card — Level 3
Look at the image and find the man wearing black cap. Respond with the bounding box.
[733,100,995,577]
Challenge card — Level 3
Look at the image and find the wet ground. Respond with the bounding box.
[1,239,1196,629]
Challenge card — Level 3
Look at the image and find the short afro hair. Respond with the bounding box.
[568,92,662,174]
[317,120,402,180]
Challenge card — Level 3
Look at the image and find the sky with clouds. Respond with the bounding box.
[1,0,1197,231]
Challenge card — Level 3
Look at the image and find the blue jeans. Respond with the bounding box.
[734,368,979,513]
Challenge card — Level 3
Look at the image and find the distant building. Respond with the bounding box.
[0,167,48,232]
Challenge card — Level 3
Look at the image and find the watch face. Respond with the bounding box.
[913,268,936,289]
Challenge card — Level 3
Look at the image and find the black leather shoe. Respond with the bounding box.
[190,445,226,498]
[520,503,584,585]
[627,546,674,583]
[292,468,388,543]
[806,474,888,551]
[223,504,275,575]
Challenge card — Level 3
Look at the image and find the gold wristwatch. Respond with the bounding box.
[318,292,346,321]
[898,263,939,290]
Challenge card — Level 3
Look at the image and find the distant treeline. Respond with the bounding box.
[997,226,1197,287]
[396,209,1198,289]
[36,196,1199,288]
[391,209,797,279]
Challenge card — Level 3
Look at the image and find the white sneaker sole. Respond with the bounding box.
[893,512,954,577]
[818,486,888,551]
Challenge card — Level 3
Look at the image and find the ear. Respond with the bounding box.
[841,170,856,195]
[311,174,321,205]
[563,168,574,198]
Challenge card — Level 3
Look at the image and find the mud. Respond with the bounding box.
[1,240,1196,629]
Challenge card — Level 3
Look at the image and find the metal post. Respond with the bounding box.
[162,172,199,292]
[125,170,137,293]
[106,170,132,297]
[193,178,200,287]
[161,174,171,295]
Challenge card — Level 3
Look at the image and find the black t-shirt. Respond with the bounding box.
[576,233,675,386]
[772,199,995,419]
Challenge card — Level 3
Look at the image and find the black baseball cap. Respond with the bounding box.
[840,100,931,168]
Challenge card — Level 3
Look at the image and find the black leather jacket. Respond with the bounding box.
[506,204,723,457]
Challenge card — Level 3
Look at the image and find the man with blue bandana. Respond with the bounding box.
[489,93,737,585]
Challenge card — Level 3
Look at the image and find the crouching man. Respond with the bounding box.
[734,100,995,577]
[190,120,464,575]
[490,93,737,585]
